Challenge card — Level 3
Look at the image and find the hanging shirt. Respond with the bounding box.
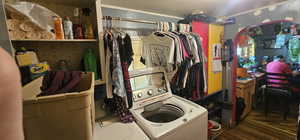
[117,34,134,108]
[165,32,184,64]
[119,34,134,65]
[162,32,178,64]
[191,33,208,93]
[179,34,193,58]
[186,34,200,64]
[112,35,127,98]
[104,33,113,98]
[141,33,174,73]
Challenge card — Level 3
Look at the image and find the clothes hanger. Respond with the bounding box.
[118,18,126,38]
[103,16,107,33]
[154,22,165,37]
[172,23,176,32]
[107,16,113,36]
[165,22,169,32]
[168,22,172,32]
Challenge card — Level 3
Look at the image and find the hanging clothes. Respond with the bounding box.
[103,30,134,123]
[117,34,134,108]
[111,36,127,98]
[104,33,114,99]
[141,33,175,80]
[141,31,207,101]
[185,63,205,101]
[191,33,208,93]
[105,95,135,123]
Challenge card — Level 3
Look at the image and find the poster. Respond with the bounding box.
[212,44,222,72]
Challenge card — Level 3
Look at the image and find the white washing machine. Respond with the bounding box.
[129,68,208,140]
[93,122,150,140]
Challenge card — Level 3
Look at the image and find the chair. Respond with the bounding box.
[264,72,292,120]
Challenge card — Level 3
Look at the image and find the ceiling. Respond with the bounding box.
[101,0,288,18]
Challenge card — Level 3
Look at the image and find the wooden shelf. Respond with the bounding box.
[12,39,98,43]
[37,0,95,7]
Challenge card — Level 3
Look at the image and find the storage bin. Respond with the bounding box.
[22,72,95,140]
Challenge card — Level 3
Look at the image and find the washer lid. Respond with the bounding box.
[94,122,150,140]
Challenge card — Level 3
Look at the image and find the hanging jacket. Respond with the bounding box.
[112,36,127,98]
[104,33,114,99]
[117,34,134,108]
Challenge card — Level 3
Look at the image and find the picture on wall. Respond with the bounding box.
[212,44,222,72]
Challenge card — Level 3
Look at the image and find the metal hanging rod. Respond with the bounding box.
[102,16,158,25]
[102,16,192,32]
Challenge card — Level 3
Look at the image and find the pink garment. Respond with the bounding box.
[266,61,292,74]
[266,61,292,86]
[180,38,189,58]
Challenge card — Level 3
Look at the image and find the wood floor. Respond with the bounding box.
[219,104,298,140]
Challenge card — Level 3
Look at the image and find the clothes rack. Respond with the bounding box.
[102,16,191,32]
[102,16,157,25]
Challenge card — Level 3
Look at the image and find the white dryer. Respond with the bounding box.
[129,68,208,140]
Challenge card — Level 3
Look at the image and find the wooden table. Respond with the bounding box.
[236,78,256,119]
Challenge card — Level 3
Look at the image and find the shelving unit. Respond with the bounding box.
[11,39,98,43]
[5,0,106,85]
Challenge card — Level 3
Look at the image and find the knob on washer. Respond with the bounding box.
[147,90,153,95]
[137,93,142,98]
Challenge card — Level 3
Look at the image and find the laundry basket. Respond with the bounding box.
[22,72,95,140]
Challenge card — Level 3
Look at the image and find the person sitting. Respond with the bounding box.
[266,55,292,86]
[266,55,292,75]
[266,55,300,100]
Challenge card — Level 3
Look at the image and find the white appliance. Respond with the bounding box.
[129,68,208,140]
[93,122,150,140]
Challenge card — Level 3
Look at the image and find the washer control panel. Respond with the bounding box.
[130,71,170,102]
[133,87,168,102]
[129,68,174,109]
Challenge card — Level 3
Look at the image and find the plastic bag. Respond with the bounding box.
[6,1,60,32]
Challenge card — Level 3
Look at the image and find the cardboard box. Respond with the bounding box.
[22,72,95,140]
